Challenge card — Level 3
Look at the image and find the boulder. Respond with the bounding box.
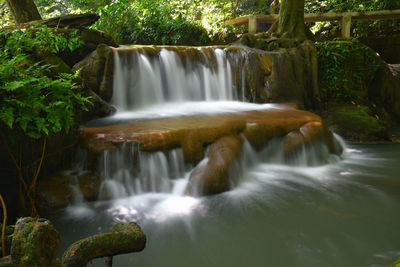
[324,105,389,142]
[186,135,244,196]
[370,60,400,119]
[10,217,59,267]
[36,172,101,214]
[236,34,320,109]
[73,44,114,101]
[73,44,116,120]
[36,173,73,215]
[58,28,118,67]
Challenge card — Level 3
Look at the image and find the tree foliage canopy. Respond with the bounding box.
[1,0,399,42]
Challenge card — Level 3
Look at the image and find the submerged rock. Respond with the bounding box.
[10,217,59,267]
[36,172,100,214]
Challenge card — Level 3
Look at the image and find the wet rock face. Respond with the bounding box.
[58,28,118,67]
[186,135,244,196]
[10,217,59,267]
[237,34,320,109]
[73,44,116,120]
[73,44,114,102]
[81,105,341,197]
[371,61,400,119]
[36,172,100,215]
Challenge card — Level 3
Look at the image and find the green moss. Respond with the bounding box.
[332,105,386,140]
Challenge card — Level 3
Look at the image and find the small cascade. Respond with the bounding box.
[79,134,343,201]
[112,46,246,110]
[97,144,189,200]
[69,45,345,203]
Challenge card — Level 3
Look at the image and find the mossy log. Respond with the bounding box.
[61,222,146,267]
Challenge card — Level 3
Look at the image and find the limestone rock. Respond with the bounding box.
[186,135,244,196]
[73,44,116,120]
[81,105,342,196]
[234,36,320,109]
[370,60,400,119]
[73,44,114,101]
[10,217,59,267]
[324,105,388,142]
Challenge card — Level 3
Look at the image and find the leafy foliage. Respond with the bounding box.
[0,25,89,141]
[316,40,380,104]
[34,0,112,16]
[94,0,211,45]
[305,0,400,37]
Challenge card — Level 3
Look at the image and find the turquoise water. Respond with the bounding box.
[54,143,400,267]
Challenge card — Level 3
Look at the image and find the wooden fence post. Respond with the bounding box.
[248,15,258,34]
[341,14,352,38]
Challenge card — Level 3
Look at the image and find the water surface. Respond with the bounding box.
[54,143,400,267]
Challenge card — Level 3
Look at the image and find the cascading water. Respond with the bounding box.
[55,46,400,267]
[112,47,239,111]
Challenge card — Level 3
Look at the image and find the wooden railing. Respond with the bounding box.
[226,9,400,38]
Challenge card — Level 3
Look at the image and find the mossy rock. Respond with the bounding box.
[10,217,59,267]
[327,105,388,141]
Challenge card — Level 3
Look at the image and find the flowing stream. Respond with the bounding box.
[54,47,400,266]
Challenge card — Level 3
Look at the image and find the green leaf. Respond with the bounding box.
[0,107,15,128]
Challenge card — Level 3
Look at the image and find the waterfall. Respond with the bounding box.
[54,46,400,267]
[97,144,189,199]
[74,45,345,202]
[112,46,244,111]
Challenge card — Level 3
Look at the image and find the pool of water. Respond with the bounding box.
[54,143,400,267]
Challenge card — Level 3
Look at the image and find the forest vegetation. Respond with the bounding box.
[1,0,400,266]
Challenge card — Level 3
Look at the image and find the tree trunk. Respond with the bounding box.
[5,0,42,24]
[267,0,308,40]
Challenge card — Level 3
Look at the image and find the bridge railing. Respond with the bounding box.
[225,9,400,38]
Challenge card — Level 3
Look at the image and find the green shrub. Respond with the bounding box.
[0,25,88,141]
[316,40,380,104]
[94,0,211,45]
[0,25,90,215]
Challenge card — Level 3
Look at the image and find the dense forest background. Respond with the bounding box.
[1,0,400,45]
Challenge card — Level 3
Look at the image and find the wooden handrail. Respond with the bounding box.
[226,9,400,37]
